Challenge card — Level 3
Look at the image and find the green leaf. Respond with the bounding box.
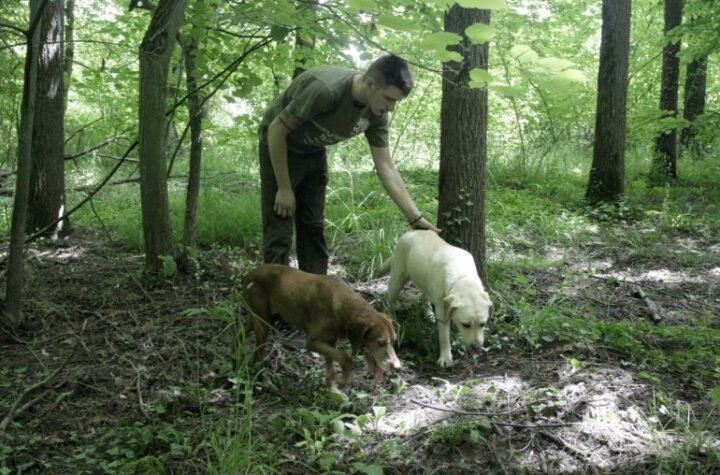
[457,0,506,8]
[468,68,492,88]
[347,0,379,11]
[376,14,420,32]
[160,255,177,277]
[436,50,464,63]
[332,419,346,434]
[710,387,720,406]
[465,23,495,43]
[537,56,575,72]
[419,31,462,50]
[275,0,297,15]
[492,85,524,98]
[552,68,587,83]
[355,463,385,475]
[510,45,538,64]
[318,455,337,470]
[357,414,370,429]
[372,406,387,418]
[269,25,290,42]
[477,416,492,429]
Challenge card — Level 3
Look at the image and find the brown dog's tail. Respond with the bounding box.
[216,255,249,289]
[215,255,235,276]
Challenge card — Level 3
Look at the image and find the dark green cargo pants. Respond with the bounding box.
[259,143,329,275]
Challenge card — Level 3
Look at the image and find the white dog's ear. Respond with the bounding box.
[443,296,458,321]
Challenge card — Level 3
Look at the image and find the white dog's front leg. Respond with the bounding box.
[386,269,405,317]
[435,304,454,367]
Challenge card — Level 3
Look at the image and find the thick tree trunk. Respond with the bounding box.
[3,0,47,328]
[586,0,631,204]
[438,5,490,284]
[181,36,203,253]
[650,0,682,185]
[28,0,68,237]
[680,54,707,159]
[138,0,187,273]
[63,0,75,108]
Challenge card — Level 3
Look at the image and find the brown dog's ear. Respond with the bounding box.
[348,318,371,354]
[380,313,397,340]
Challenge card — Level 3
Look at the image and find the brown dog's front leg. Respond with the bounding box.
[251,315,271,364]
[307,339,353,396]
[323,356,340,395]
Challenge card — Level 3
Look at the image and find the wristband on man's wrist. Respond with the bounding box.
[408,214,423,226]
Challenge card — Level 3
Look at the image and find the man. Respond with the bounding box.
[258,54,439,275]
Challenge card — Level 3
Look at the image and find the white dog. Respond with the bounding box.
[380,230,492,367]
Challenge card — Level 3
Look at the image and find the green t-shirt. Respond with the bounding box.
[259,65,389,154]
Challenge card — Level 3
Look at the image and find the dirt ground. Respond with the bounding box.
[1,229,718,474]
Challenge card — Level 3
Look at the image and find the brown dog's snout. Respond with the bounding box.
[391,360,401,371]
[388,349,401,372]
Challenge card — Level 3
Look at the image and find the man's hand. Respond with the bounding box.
[411,216,441,233]
[274,188,296,217]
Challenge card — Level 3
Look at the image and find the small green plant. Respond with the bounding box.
[267,406,359,472]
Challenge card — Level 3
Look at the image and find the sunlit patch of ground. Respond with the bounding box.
[367,362,714,473]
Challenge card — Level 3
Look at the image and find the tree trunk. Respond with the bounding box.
[138,0,187,273]
[180,35,203,255]
[3,0,47,328]
[63,0,75,108]
[28,0,68,238]
[586,0,631,204]
[438,5,490,284]
[650,0,682,185]
[680,54,707,159]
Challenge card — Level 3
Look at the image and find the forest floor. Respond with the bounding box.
[1,226,719,474]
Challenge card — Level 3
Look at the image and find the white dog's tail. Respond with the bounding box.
[375,257,393,277]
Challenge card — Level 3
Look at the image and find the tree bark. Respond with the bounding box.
[180,35,203,254]
[63,0,75,108]
[680,54,707,159]
[28,0,68,237]
[650,0,683,185]
[586,0,631,204]
[3,0,48,328]
[438,5,490,284]
[138,0,187,273]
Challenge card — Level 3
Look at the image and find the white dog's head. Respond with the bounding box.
[444,281,493,355]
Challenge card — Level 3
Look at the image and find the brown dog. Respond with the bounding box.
[242,264,401,396]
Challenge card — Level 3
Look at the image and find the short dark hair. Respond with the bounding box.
[365,54,414,96]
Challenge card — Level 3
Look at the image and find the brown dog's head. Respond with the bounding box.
[349,312,401,383]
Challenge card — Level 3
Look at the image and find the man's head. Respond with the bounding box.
[362,54,414,116]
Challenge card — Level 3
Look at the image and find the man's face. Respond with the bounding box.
[367,84,406,116]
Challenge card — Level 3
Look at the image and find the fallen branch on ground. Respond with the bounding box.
[629,284,662,323]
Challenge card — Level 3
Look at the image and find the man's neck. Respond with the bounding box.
[351,74,368,107]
